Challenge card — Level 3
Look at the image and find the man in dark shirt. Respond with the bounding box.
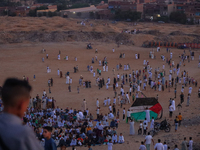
[43,126,57,150]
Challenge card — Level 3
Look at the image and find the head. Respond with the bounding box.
[2,78,32,118]
[43,126,52,140]
[158,139,161,143]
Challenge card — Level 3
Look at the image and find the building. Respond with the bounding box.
[60,5,102,19]
[143,2,176,19]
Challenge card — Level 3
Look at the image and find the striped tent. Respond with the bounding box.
[129,98,162,122]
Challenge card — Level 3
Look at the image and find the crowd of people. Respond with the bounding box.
[0,45,199,150]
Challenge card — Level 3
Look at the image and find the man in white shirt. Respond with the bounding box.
[126,109,131,123]
[112,133,117,143]
[144,132,154,150]
[107,97,111,105]
[70,137,77,146]
[188,137,193,150]
[109,104,112,112]
[154,139,164,150]
[189,86,192,94]
[107,139,113,150]
[169,104,174,118]
[96,98,99,107]
[118,133,124,144]
[104,98,107,106]
[163,142,168,150]
[108,112,114,120]
[139,141,147,150]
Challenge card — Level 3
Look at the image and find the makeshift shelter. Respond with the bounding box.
[129,97,162,122]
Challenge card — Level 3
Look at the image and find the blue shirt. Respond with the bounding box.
[45,138,57,150]
[0,113,43,150]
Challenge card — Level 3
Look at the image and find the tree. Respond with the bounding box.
[170,12,187,24]
[115,10,141,21]
[28,9,37,17]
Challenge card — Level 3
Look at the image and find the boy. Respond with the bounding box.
[123,108,125,121]
[139,141,146,150]
[88,144,92,150]
[0,78,43,150]
[43,126,57,150]
[143,122,148,135]
[138,121,143,135]
[107,139,113,150]
[164,142,168,150]
[178,113,182,126]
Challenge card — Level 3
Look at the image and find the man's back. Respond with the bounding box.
[154,143,164,150]
[0,113,43,150]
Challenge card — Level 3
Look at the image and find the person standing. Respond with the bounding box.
[144,132,154,150]
[107,139,113,150]
[178,113,182,126]
[154,139,164,150]
[188,137,193,150]
[145,107,150,123]
[163,142,168,150]
[181,137,188,150]
[123,108,125,121]
[169,104,174,118]
[96,98,99,107]
[0,78,43,150]
[150,117,155,130]
[43,126,57,150]
[57,68,60,76]
[82,99,87,111]
[174,116,179,132]
[126,109,131,123]
[129,119,135,135]
[187,94,190,106]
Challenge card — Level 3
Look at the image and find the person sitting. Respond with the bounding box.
[103,119,109,127]
[66,138,71,147]
[83,136,90,146]
[118,133,124,144]
[111,127,117,135]
[70,137,77,146]
[110,119,116,128]
[105,134,111,143]
[112,133,117,144]
[97,134,105,145]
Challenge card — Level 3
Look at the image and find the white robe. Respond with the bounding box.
[66,76,70,84]
[135,54,138,59]
[57,70,60,76]
[103,66,105,72]
[150,119,154,129]
[172,100,176,111]
[129,121,135,135]
[145,110,150,122]
[106,66,108,72]
[96,100,99,107]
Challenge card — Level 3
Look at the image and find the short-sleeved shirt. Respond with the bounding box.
[178,115,182,121]
[145,135,152,144]
[139,145,146,150]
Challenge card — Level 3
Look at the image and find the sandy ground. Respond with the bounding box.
[0,40,200,150]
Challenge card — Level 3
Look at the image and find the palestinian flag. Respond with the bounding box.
[129,97,162,122]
